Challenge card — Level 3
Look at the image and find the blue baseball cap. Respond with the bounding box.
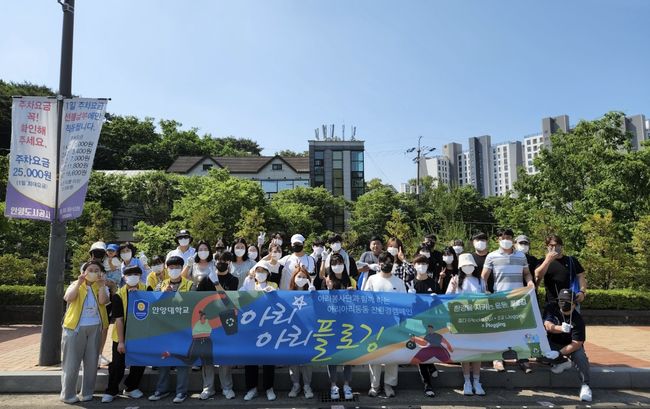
[107,244,120,252]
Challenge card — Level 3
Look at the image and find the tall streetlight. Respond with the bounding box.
[406,136,436,199]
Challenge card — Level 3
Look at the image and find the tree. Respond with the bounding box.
[275,149,308,157]
[350,186,399,246]
[384,209,411,244]
[630,215,650,290]
[122,171,183,225]
[235,207,266,245]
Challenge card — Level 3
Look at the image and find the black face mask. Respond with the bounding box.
[560,301,572,312]
[216,262,229,272]
[380,263,393,273]
[292,244,304,253]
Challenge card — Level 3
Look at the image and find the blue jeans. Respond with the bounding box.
[156,366,190,395]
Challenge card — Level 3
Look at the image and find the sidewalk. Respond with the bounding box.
[1,324,649,393]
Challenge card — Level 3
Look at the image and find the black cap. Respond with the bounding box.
[557,288,576,302]
[176,229,192,239]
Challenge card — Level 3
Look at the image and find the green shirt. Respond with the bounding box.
[192,320,212,337]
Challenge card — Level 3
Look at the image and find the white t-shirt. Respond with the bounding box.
[166,246,196,266]
[446,275,484,295]
[279,254,315,290]
[362,273,406,293]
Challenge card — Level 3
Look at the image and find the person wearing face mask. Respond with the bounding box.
[213,238,226,258]
[411,254,442,397]
[309,238,326,290]
[243,261,278,402]
[438,246,459,293]
[423,234,444,275]
[248,243,284,289]
[104,244,123,289]
[470,232,491,292]
[146,256,169,291]
[102,266,147,403]
[451,239,465,256]
[325,253,357,290]
[185,240,216,287]
[212,251,238,400]
[87,241,113,369]
[536,235,587,304]
[481,228,535,372]
[279,234,316,290]
[248,245,260,263]
[384,237,416,289]
[543,289,592,402]
[286,267,315,399]
[119,242,148,285]
[515,235,539,285]
[229,238,257,287]
[269,232,287,256]
[320,234,358,283]
[166,230,196,267]
[148,256,195,403]
[60,261,110,404]
[445,253,486,395]
[361,252,406,398]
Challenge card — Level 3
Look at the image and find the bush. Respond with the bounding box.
[535,287,650,310]
[0,254,37,285]
[0,285,45,305]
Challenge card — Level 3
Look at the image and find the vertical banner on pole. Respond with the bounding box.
[57,98,108,221]
[5,97,58,221]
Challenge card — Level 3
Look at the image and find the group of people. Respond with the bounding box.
[59,228,592,404]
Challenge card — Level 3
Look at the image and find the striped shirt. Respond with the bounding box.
[483,249,528,292]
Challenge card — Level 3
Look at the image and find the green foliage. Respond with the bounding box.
[235,207,266,245]
[0,285,45,305]
[122,171,184,225]
[0,254,37,285]
[274,149,308,157]
[535,287,650,310]
[133,222,178,258]
[351,186,399,245]
[385,209,411,244]
[631,215,650,290]
[68,201,117,273]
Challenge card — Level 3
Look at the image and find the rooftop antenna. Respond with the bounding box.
[314,128,319,140]
[342,124,345,141]
[352,126,357,141]
[331,124,335,141]
[322,124,327,140]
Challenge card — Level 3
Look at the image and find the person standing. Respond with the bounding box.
[166,229,197,266]
[535,235,587,304]
[60,261,110,404]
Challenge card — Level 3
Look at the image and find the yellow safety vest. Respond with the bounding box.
[62,281,109,330]
[160,277,193,293]
[111,282,147,343]
[147,270,169,290]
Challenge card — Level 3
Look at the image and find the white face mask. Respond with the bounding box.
[168,268,182,279]
[443,255,454,265]
[295,277,309,288]
[248,251,258,260]
[178,238,190,247]
[415,264,428,274]
[387,247,398,256]
[198,250,210,260]
[452,246,464,255]
[330,242,342,252]
[473,240,487,251]
[271,252,282,260]
[331,264,344,275]
[85,271,99,283]
[312,246,324,256]
[500,239,514,250]
[120,251,132,261]
[461,265,475,274]
[234,248,246,257]
[125,275,140,287]
[419,251,430,258]
[151,264,164,273]
[516,244,529,253]
[255,272,268,283]
[274,239,283,247]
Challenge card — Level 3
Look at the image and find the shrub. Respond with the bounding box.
[0,254,36,285]
[0,285,45,305]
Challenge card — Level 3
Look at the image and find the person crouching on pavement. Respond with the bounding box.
[543,288,592,402]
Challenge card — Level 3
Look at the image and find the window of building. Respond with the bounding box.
[351,151,365,200]
[261,180,278,194]
[203,164,213,171]
[272,163,282,171]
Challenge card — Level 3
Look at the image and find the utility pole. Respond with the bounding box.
[406,136,435,200]
[39,0,75,366]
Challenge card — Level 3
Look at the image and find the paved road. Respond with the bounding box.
[1,389,650,408]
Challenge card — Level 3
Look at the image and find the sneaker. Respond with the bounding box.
[343,385,353,400]
[244,388,258,401]
[148,391,170,401]
[223,389,235,399]
[288,383,301,398]
[463,381,474,395]
[304,384,314,399]
[60,396,79,404]
[266,388,276,401]
[172,393,187,403]
[99,354,111,366]
[493,359,505,372]
[551,359,573,374]
[473,381,486,396]
[519,361,533,374]
[331,385,340,400]
[580,384,592,402]
[199,388,215,400]
[124,388,143,399]
[79,395,93,402]
[424,386,435,397]
[368,387,379,397]
[384,384,395,398]
[101,394,115,403]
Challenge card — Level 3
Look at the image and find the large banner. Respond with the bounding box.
[57,98,107,221]
[5,97,58,221]
[126,287,550,366]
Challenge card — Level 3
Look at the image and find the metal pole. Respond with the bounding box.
[39,0,75,366]
[416,136,422,199]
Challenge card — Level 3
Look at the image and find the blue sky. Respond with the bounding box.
[2,0,649,187]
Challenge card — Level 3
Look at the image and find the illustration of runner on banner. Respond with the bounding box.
[126,287,550,367]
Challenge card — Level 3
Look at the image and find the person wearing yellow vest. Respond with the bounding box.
[101,266,148,403]
[148,256,196,404]
[146,256,169,290]
[60,261,110,404]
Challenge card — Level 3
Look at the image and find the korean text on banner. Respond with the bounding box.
[58,98,108,221]
[126,287,550,367]
[5,97,58,221]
